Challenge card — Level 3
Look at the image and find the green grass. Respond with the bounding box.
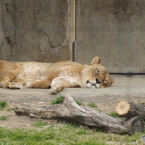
[32,120,48,128]
[0,99,143,144]
[51,96,83,106]
[51,96,65,105]
[0,116,9,120]
[87,102,97,108]
[0,101,7,110]
[108,112,123,119]
[75,101,83,106]
[0,122,144,145]
[6,108,14,111]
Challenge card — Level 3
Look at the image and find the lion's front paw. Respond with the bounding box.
[8,82,23,89]
[49,83,64,94]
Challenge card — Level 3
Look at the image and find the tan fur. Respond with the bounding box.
[0,57,114,94]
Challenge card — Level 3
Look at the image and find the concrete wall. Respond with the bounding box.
[0,0,71,62]
[1,0,145,73]
[0,0,14,60]
[76,0,145,73]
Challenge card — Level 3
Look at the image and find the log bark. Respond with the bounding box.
[115,100,145,121]
[14,95,144,134]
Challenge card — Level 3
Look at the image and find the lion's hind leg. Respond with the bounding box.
[0,70,20,88]
[0,61,21,88]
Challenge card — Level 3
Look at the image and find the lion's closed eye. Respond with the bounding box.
[96,69,100,74]
[104,80,108,83]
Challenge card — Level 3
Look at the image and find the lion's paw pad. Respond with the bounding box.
[49,84,63,94]
[49,86,58,94]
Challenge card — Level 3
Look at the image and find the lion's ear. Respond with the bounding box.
[91,57,100,65]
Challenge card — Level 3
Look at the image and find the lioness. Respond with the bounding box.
[0,57,114,94]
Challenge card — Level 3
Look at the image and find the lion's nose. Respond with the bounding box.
[96,79,101,84]
[86,80,89,84]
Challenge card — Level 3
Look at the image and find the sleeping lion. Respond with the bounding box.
[0,56,114,94]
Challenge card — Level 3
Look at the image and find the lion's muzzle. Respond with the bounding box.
[86,79,101,88]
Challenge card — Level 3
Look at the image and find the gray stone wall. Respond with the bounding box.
[1,0,145,73]
[76,0,145,73]
[0,0,71,62]
[0,0,14,60]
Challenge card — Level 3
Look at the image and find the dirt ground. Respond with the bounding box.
[1,101,144,130]
[0,101,114,130]
[0,102,60,130]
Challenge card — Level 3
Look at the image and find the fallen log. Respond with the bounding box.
[115,100,145,121]
[14,95,144,134]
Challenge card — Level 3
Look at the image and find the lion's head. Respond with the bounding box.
[82,57,114,88]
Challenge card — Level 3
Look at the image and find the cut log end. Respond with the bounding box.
[115,100,130,116]
[127,116,144,135]
[115,100,145,121]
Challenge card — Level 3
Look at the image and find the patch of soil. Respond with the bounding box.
[0,102,58,130]
[0,101,115,130]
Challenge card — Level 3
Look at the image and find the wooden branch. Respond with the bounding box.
[14,95,144,134]
[115,100,145,121]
